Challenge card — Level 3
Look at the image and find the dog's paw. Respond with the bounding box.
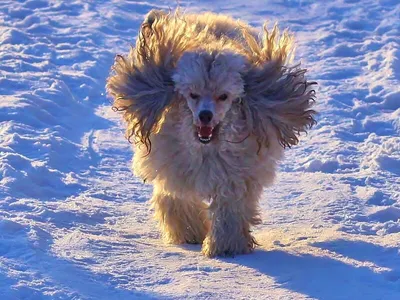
[162,224,207,245]
[201,233,257,258]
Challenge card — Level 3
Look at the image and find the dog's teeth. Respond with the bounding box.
[197,129,213,143]
[199,136,211,142]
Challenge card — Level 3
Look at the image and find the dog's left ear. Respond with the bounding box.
[241,25,317,149]
[106,10,186,152]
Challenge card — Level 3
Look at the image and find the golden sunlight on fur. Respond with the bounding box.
[106,9,317,257]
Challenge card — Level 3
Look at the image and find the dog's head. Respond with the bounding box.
[172,50,246,144]
[107,10,316,153]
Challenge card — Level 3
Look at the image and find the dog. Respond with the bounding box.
[106,9,316,257]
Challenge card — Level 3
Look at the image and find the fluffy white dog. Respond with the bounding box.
[106,10,316,257]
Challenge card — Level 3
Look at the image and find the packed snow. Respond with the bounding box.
[0,0,399,299]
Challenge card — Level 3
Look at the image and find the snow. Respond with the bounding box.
[0,0,399,299]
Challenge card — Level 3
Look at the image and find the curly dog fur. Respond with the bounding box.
[106,9,316,257]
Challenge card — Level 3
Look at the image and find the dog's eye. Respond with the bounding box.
[218,94,228,101]
[190,93,200,100]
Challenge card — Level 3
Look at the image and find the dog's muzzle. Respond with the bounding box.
[197,110,215,144]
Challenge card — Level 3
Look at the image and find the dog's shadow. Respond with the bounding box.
[227,239,400,299]
[182,239,400,299]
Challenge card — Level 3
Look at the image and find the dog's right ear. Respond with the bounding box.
[143,9,167,30]
[106,10,186,153]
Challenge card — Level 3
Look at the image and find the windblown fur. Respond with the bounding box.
[106,10,316,257]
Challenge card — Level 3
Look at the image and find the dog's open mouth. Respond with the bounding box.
[197,126,214,144]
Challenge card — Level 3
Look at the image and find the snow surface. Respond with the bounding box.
[0,0,399,299]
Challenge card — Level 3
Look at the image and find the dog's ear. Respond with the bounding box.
[106,10,184,153]
[241,24,317,149]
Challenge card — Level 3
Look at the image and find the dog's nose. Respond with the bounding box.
[199,110,213,124]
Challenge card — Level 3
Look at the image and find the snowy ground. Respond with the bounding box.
[0,0,399,299]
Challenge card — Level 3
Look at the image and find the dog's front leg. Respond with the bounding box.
[201,193,258,257]
[151,186,209,245]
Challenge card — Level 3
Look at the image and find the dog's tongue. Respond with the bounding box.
[198,126,213,137]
